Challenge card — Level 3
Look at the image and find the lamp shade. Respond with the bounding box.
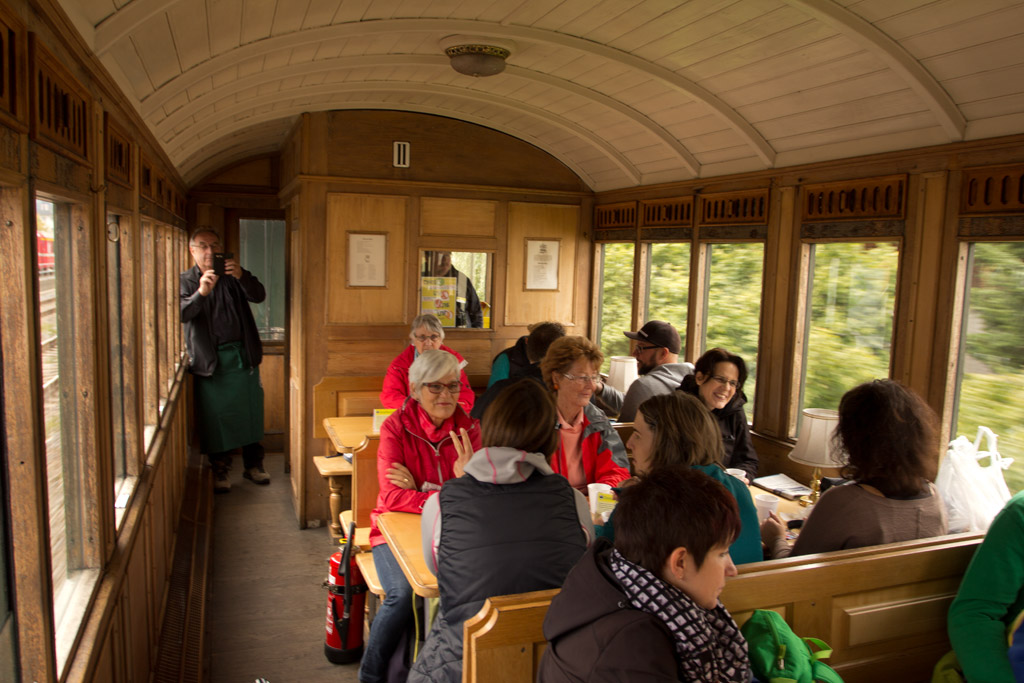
[789,408,841,468]
[607,356,638,394]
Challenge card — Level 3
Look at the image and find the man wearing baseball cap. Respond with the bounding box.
[596,320,694,422]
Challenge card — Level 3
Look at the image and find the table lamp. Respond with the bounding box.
[789,408,841,507]
[607,356,638,393]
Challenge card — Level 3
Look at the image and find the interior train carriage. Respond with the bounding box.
[1,0,1023,681]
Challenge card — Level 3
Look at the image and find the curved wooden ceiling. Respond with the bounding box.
[60,0,1024,189]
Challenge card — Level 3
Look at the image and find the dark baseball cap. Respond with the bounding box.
[624,320,681,354]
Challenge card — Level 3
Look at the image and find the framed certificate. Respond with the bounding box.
[525,238,559,290]
[347,232,387,287]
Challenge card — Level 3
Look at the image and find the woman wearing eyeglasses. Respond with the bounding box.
[677,347,760,482]
[360,349,482,683]
[380,313,475,412]
[540,336,630,492]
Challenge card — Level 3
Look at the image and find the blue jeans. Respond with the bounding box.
[358,543,413,683]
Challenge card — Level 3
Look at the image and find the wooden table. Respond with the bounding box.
[318,416,376,536]
[377,511,438,598]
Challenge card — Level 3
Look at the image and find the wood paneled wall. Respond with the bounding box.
[281,110,592,526]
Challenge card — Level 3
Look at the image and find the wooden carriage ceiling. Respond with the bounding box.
[59,0,1024,190]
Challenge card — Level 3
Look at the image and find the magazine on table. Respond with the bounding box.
[752,473,812,500]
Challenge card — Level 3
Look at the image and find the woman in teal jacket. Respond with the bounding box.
[596,391,763,565]
[948,490,1024,682]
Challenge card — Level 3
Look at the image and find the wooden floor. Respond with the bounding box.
[207,453,361,682]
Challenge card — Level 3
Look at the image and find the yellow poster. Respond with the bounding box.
[421,276,457,327]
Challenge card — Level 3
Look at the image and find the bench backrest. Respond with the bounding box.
[352,434,380,528]
[462,533,982,683]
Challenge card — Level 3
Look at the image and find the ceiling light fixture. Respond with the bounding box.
[440,35,515,78]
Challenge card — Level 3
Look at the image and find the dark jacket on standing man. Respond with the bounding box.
[179,264,265,375]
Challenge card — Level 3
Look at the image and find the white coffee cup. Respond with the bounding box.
[725,468,748,484]
[754,493,779,522]
[587,483,613,514]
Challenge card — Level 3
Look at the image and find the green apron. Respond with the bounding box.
[195,342,264,453]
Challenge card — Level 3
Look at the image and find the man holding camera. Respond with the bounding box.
[180,227,269,493]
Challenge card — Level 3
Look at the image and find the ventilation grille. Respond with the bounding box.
[0,9,24,125]
[803,176,906,222]
[105,115,132,188]
[30,36,88,161]
[700,189,769,226]
[641,197,693,227]
[141,154,154,200]
[961,165,1024,215]
[594,202,636,230]
[393,141,410,168]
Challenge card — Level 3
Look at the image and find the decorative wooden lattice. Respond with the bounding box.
[141,154,154,200]
[699,189,769,226]
[0,8,24,125]
[802,176,906,222]
[30,36,88,161]
[105,115,132,188]
[641,196,694,227]
[594,202,636,230]
[961,165,1024,215]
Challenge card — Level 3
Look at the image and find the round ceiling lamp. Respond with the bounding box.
[440,35,516,78]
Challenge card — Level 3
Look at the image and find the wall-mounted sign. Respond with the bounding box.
[347,232,387,287]
[421,276,457,327]
[525,238,559,290]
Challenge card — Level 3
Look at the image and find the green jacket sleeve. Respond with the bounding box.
[948,492,1024,683]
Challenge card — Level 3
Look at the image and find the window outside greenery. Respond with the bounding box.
[705,243,764,420]
[800,242,898,420]
[955,242,1024,493]
[646,243,690,352]
[597,243,634,372]
[240,219,286,340]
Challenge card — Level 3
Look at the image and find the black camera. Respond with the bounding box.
[213,252,233,276]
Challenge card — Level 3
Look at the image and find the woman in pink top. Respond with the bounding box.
[539,336,630,492]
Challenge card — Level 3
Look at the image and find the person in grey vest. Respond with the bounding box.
[409,380,593,683]
[595,320,693,423]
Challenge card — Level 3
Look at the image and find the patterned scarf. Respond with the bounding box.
[608,549,750,682]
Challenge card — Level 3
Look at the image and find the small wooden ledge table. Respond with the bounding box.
[317,416,375,537]
[377,511,439,598]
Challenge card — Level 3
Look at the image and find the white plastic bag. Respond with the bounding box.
[936,426,1013,533]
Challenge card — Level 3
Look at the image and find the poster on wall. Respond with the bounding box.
[421,276,457,327]
[347,232,387,287]
[525,238,560,290]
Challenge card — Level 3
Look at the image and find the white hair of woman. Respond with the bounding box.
[409,314,445,341]
[408,349,460,397]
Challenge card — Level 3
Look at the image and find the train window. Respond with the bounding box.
[240,218,286,341]
[0,365,14,682]
[704,243,764,420]
[140,220,158,442]
[419,250,492,329]
[799,241,899,419]
[596,243,635,371]
[35,197,100,668]
[954,241,1024,493]
[645,242,690,354]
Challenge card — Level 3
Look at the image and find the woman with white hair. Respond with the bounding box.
[380,313,475,412]
[359,349,481,683]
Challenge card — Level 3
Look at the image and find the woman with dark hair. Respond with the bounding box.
[409,379,592,683]
[678,347,759,481]
[539,466,750,682]
[607,392,762,565]
[540,336,630,491]
[761,379,947,559]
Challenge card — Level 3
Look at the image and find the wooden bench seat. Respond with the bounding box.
[461,533,983,683]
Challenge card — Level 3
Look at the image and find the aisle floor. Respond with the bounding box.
[207,453,362,682]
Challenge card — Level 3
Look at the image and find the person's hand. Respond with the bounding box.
[198,269,218,296]
[224,258,242,279]
[760,511,787,545]
[450,427,473,478]
[592,511,604,527]
[386,463,416,490]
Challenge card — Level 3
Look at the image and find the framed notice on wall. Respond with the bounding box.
[347,232,387,287]
[524,238,560,290]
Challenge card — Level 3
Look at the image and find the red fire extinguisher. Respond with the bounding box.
[324,522,367,664]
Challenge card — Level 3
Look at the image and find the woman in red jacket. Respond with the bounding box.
[358,349,481,683]
[539,336,630,492]
[379,313,475,412]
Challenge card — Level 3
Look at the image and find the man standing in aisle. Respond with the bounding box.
[180,227,269,493]
[594,320,693,422]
